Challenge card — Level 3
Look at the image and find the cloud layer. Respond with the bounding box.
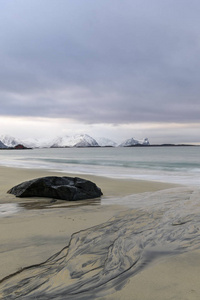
[0,0,200,128]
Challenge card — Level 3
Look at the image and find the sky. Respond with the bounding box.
[0,0,200,144]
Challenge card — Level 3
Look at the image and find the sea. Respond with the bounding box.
[0,146,200,186]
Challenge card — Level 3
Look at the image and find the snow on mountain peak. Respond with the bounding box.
[0,135,21,147]
[95,137,117,147]
[140,138,150,145]
[0,140,7,148]
[0,134,150,148]
[119,137,139,147]
[22,137,54,148]
[119,137,150,147]
[51,134,99,148]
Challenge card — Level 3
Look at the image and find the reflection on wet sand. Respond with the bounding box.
[18,197,101,210]
[0,187,200,300]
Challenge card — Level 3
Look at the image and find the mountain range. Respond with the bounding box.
[0,134,150,149]
[119,137,150,147]
[51,134,99,148]
[0,140,7,149]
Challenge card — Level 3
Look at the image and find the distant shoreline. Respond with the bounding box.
[122,143,199,147]
[1,144,199,150]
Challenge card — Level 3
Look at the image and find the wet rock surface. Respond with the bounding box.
[7,176,103,201]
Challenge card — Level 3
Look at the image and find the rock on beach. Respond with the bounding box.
[7,176,103,201]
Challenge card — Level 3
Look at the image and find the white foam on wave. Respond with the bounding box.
[1,148,200,186]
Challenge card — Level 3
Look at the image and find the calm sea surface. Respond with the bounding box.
[0,146,200,186]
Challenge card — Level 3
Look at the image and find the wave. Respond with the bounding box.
[0,147,200,186]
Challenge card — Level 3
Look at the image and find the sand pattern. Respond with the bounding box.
[0,188,200,299]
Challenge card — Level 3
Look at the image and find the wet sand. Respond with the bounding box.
[0,166,174,277]
[0,166,176,203]
[106,249,200,300]
[1,166,200,299]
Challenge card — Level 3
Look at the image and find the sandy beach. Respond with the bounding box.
[105,248,200,300]
[0,166,200,299]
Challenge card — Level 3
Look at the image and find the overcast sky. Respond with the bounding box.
[0,0,200,144]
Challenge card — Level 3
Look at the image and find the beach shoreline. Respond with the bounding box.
[0,165,179,203]
[1,166,200,299]
[0,166,177,278]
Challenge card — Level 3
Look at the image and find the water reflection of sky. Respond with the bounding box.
[0,203,21,218]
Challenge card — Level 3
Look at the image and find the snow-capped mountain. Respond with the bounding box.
[21,138,41,148]
[0,133,150,148]
[95,137,117,147]
[51,134,99,148]
[139,138,150,145]
[0,140,7,148]
[0,135,53,148]
[119,137,150,147]
[0,135,21,147]
[21,138,53,148]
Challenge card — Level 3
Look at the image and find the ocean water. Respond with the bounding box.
[0,146,200,186]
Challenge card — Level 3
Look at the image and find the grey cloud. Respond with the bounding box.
[0,0,200,124]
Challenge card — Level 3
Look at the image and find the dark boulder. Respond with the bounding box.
[7,176,103,201]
